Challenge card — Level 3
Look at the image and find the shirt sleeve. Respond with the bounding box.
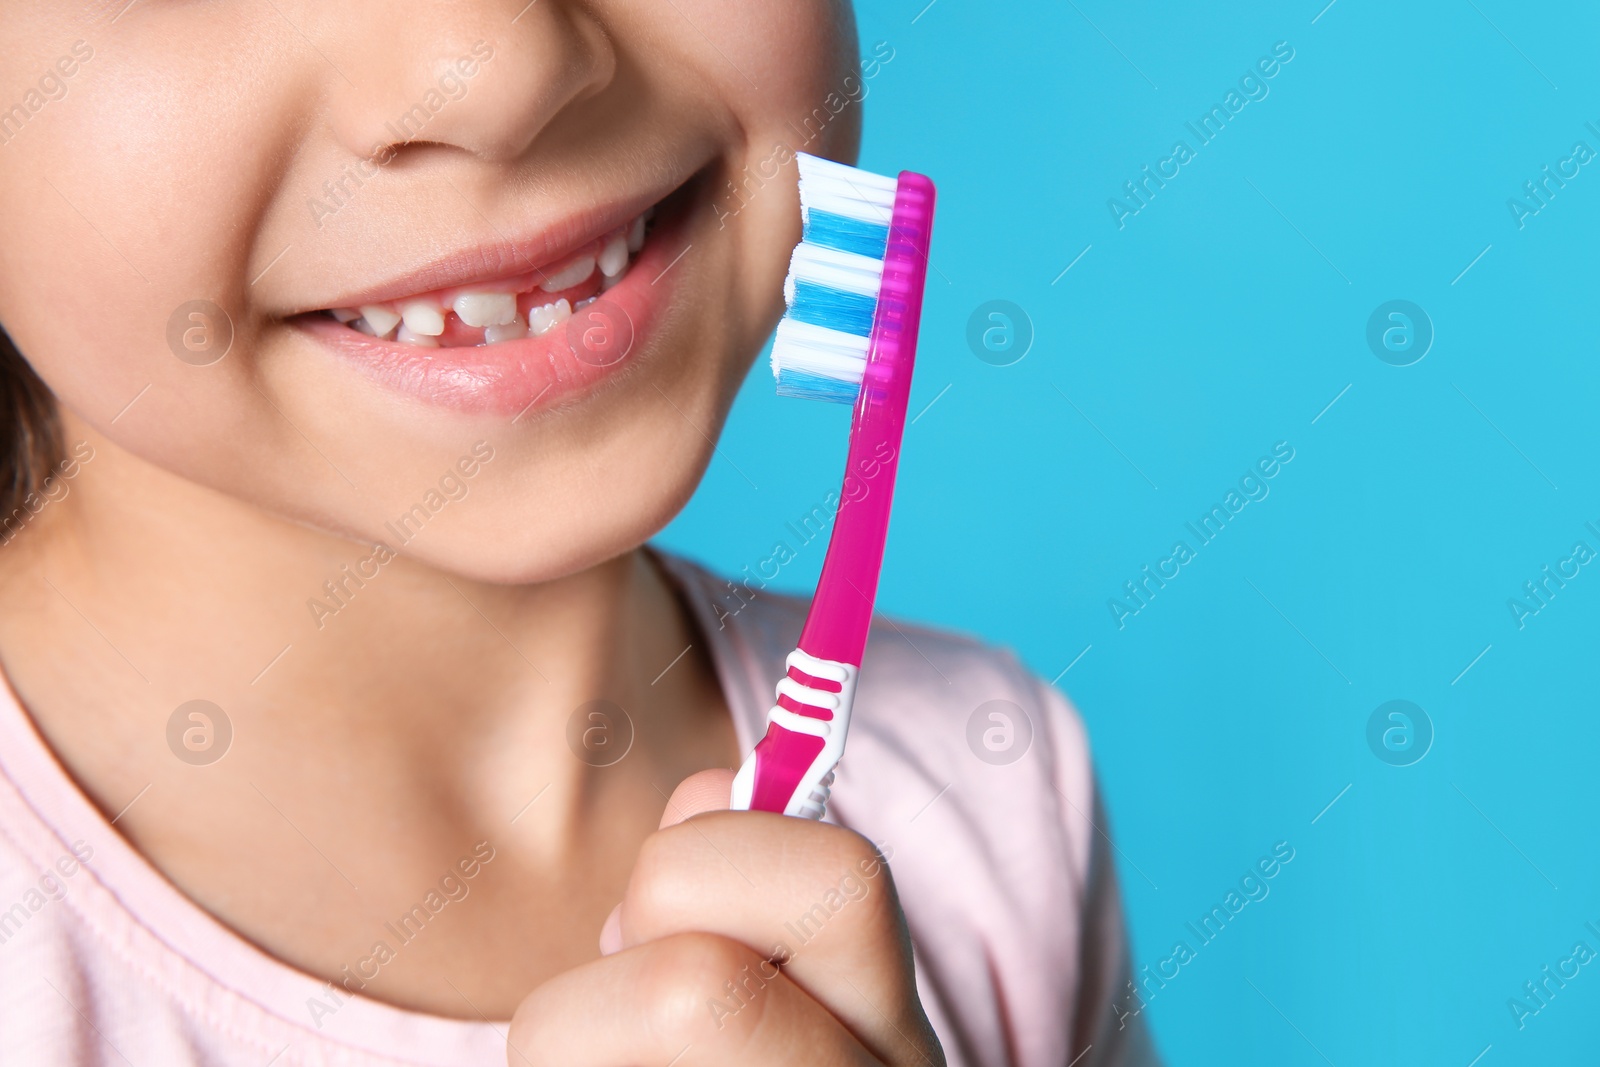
[1033,678,1163,1067]
[1067,783,1163,1067]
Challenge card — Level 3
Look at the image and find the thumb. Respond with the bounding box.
[598,767,736,955]
[657,767,735,829]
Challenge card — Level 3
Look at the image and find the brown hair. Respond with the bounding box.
[0,327,61,519]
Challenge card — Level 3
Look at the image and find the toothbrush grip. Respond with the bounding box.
[729,648,858,818]
[732,722,831,820]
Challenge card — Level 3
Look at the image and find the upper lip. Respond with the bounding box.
[291,172,693,315]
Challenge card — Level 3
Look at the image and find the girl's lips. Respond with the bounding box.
[296,183,694,418]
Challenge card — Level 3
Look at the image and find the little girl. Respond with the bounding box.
[0,2,1157,1064]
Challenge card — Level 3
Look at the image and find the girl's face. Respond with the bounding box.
[0,2,861,580]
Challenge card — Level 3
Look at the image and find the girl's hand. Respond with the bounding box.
[507,769,945,1066]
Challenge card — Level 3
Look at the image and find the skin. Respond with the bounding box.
[0,1,942,1064]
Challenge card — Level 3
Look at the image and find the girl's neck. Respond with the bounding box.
[0,411,738,1016]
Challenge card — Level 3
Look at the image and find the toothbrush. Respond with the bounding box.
[728,153,936,820]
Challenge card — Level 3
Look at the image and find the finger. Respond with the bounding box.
[599,769,739,955]
[511,931,883,1067]
[617,810,939,1066]
[597,901,623,956]
[659,767,735,828]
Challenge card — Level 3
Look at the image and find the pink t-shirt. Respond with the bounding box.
[0,552,1158,1066]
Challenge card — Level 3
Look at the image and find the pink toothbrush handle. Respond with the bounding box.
[730,172,936,819]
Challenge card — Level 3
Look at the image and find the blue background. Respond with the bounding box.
[658,1,1600,1063]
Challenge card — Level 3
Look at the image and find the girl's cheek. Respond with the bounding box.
[625,0,858,142]
[0,9,300,425]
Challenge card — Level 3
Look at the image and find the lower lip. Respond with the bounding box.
[297,191,692,419]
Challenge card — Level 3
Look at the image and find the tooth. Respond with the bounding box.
[484,317,527,344]
[527,298,571,336]
[331,308,361,323]
[601,258,629,291]
[627,215,646,253]
[599,231,629,278]
[359,304,401,337]
[453,291,518,328]
[395,324,440,347]
[538,253,595,293]
[351,317,376,335]
[399,299,445,336]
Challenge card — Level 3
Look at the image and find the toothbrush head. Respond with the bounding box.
[770,154,901,404]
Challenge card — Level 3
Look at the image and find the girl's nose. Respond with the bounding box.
[320,0,617,165]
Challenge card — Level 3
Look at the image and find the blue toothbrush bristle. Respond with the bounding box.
[774,369,865,404]
[771,153,899,404]
[787,279,879,336]
[802,210,891,259]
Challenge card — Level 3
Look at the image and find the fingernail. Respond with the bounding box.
[598,902,623,956]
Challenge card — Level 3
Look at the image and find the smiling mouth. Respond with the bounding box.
[293,172,706,417]
[313,206,656,349]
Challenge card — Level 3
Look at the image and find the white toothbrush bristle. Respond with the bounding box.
[783,244,885,303]
[795,154,898,224]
